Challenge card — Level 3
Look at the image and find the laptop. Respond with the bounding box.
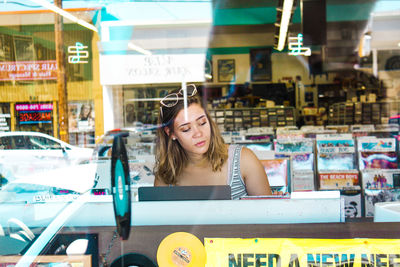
[138,185,231,201]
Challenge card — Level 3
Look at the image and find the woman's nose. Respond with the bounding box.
[192,125,202,137]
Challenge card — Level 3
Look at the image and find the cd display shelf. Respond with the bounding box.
[328,101,400,125]
[210,107,296,131]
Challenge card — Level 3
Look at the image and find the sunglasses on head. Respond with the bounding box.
[160,84,197,108]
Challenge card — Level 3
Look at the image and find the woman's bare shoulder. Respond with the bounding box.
[154,177,168,186]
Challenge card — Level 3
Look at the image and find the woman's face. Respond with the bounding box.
[170,103,211,158]
[82,105,91,116]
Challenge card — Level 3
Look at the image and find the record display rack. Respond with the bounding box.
[328,101,400,125]
[357,136,400,217]
[210,107,296,131]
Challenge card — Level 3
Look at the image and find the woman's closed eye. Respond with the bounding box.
[181,126,191,132]
[198,117,207,126]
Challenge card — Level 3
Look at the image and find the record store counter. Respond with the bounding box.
[8,192,400,266]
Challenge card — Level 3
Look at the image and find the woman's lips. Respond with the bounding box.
[195,141,206,147]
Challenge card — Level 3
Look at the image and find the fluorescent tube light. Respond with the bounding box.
[128,42,152,56]
[29,0,98,32]
[277,0,294,51]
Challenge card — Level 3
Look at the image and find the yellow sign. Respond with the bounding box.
[204,238,400,267]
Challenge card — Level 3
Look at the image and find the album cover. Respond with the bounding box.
[291,153,314,171]
[317,153,356,171]
[274,139,314,154]
[361,169,400,189]
[364,189,400,217]
[341,189,362,218]
[316,139,355,154]
[292,170,315,191]
[357,137,396,152]
[359,151,398,170]
[260,159,289,189]
[318,171,359,190]
[241,142,273,152]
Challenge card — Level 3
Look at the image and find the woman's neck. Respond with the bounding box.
[187,154,209,168]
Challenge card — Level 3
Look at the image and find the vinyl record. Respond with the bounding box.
[111,253,157,267]
[157,232,206,267]
[111,135,131,240]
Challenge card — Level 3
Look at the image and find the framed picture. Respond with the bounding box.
[13,35,35,61]
[250,48,272,81]
[218,59,235,82]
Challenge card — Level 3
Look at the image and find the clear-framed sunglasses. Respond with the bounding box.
[160,84,197,108]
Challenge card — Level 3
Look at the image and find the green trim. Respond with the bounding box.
[327,3,375,22]
[213,7,277,26]
[211,3,371,26]
[20,23,89,32]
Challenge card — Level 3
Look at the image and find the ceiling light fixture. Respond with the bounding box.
[277,0,294,51]
[29,0,98,32]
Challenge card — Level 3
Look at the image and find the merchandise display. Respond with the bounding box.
[274,138,315,191]
[210,107,296,131]
[316,134,358,190]
[219,126,400,217]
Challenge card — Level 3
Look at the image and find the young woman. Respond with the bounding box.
[154,84,272,199]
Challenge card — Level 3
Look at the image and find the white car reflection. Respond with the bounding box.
[0,162,99,204]
[0,131,93,184]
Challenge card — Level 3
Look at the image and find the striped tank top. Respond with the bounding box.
[227,145,248,200]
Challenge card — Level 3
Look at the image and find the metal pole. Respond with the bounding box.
[54,0,69,142]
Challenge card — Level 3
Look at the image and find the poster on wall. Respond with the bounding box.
[218,59,235,82]
[250,48,272,81]
[13,35,35,61]
[68,102,95,132]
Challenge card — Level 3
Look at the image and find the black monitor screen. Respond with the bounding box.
[138,185,232,201]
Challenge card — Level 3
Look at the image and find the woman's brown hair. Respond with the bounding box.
[154,91,227,185]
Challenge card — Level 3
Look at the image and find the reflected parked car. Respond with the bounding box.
[0,162,99,204]
[0,131,93,184]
